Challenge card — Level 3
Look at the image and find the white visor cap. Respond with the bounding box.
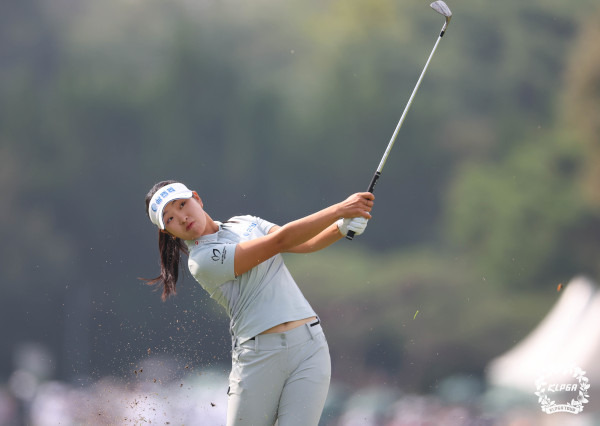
[148,182,194,230]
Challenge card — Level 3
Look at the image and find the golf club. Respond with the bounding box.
[347,0,452,240]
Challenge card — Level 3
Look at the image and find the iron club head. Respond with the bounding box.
[430,1,452,35]
[430,0,452,19]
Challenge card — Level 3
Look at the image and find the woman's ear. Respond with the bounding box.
[192,191,203,207]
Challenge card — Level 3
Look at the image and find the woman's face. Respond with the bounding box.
[162,193,208,240]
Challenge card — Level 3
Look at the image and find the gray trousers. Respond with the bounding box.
[227,321,331,426]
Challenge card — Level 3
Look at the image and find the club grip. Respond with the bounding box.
[346,171,381,240]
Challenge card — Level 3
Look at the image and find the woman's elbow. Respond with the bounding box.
[270,227,299,252]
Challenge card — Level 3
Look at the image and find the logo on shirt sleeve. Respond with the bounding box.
[211,247,228,264]
[243,222,258,237]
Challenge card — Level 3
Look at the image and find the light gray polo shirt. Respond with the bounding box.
[185,215,317,344]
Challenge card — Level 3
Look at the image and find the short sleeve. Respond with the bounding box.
[254,216,277,235]
[188,242,237,290]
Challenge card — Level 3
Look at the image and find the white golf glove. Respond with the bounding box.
[337,217,369,237]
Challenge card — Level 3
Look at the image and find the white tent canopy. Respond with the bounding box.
[487,276,600,392]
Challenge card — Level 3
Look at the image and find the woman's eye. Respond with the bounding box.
[180,201,186,208]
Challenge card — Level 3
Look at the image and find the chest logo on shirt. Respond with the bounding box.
[211,247,227,264]
[243,222,258,237]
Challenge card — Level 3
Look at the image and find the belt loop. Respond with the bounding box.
[306,322,315,340]
[308,317,320,340]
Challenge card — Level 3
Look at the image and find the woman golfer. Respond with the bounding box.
[144,180,374,426]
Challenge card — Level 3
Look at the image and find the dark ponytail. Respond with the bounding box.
[142,180,189,301]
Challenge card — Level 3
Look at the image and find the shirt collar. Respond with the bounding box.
[185,221,223,249]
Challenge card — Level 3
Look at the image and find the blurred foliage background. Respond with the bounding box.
[1,0,599,399]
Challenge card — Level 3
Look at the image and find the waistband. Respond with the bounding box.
[237,319,322,351]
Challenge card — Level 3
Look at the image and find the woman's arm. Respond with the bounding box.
[233,192,374,276]
[267,223,343,254]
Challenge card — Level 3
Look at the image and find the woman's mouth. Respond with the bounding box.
[186,221,195,231]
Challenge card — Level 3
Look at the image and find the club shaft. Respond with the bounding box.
[376,31,443,174]
[346,24,447,241]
